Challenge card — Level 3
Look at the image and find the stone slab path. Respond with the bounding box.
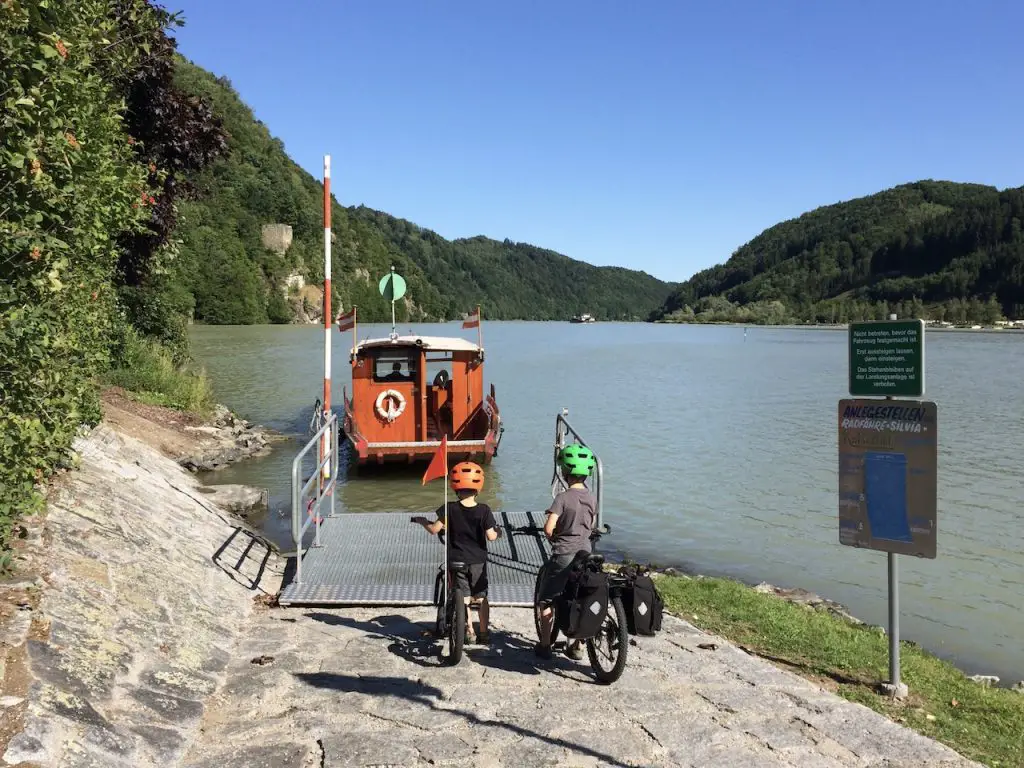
[183,605,979,768]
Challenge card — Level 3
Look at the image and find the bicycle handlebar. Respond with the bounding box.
[511,523,611,538]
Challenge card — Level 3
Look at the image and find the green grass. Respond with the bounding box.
[102,330,213,415]
[658,575,1024,768]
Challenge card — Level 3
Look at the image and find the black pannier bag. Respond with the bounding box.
[619,565,664,636]
[557,554,610,639]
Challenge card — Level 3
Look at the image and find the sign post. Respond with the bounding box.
[840,317,936,698]
[378,266,407,340]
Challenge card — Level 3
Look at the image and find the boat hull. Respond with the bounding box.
[343,434,497,465]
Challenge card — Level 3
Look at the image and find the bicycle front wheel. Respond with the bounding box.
[587,596,628,684]
[446,588,466,666]
[434,569,447,637]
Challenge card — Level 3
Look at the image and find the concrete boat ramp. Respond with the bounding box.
[182,603,978,768]
[0,425,981,768]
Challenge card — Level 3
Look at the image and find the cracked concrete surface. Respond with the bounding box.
[1,425,282,768]
[183,607,980,768]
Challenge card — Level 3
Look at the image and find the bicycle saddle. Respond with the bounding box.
[570,550,605,569]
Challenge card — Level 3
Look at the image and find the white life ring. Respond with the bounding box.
[375,389,406,422]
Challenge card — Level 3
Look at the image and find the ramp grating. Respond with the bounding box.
[279,510,551,607]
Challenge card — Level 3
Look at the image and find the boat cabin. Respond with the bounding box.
[342,335,501,464]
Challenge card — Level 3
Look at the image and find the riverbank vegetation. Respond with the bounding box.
[659,575,1024,768]
[101,329,213,414]
[0,1,224,565]
[651,181,1024,325]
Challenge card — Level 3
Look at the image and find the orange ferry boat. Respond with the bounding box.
[339,308,502,465]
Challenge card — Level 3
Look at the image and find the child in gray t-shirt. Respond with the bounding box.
[535,443,598,660]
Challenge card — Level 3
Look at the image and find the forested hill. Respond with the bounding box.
[172,60,673,324]
[350,207,672,321]
[651,181,1024,324]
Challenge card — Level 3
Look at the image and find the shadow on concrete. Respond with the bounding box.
[305,611,608,683]
[464,633,585,680]
[294,671,633,768]
[212,526,279,593]
[305,611,446,668]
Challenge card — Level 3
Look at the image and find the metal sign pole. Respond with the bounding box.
[884,313,902,696]
[888,551,900,690]
[882,312,904,697]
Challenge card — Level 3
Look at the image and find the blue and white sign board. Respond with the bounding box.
[837,399,937,559]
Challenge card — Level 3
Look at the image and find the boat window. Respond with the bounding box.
[373,351,417,383]
[425,355,453,388]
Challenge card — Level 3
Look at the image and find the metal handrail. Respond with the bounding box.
[291,412,339,584]
[550,409,603,528]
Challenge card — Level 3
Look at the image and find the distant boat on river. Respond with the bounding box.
[570,313,596,324]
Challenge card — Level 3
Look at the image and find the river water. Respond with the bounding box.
[189,322,1023,684]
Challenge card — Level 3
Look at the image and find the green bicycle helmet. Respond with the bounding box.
[559,442,596,477]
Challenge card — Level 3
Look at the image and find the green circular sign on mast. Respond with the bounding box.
[379,267,406,339]
[378,267,407,302]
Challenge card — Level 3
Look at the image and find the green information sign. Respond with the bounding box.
[848,319,925,397]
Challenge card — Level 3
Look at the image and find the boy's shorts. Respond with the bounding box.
[536,553,577,605]
[452,562,488,599]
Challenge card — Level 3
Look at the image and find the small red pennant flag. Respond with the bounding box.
[422,435,448,485]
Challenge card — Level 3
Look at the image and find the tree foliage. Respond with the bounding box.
[112,2,227,357]
[652,181,1024,324]
[171,61,675,324]
[0,0,222,564]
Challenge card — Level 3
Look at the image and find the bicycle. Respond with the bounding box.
[427,526,502,666]
[431,553,469,666]
[517,523,630,684]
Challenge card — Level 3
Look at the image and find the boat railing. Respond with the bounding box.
[291,411,340,584]
[550,409,603,529]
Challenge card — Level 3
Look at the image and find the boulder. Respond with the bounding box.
[198,484,268,518]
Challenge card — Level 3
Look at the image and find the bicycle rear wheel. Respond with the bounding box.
[587,596,628,684]
[446,587,466,666]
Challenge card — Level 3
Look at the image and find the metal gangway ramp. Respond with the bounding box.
[277,410,603,608]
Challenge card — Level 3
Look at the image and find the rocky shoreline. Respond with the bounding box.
[176,403,284,473]
[99,387,287,476]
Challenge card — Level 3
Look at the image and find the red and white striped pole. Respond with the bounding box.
[323,155,332,418]
[321,155,332,484]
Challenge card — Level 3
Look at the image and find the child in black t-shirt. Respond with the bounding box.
[412,461,501,644]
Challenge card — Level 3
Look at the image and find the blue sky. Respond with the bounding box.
[168,1,1024,283]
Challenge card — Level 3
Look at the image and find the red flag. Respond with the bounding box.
[336,308,355,332]
[462,306,480,329]
[421,435,448,485]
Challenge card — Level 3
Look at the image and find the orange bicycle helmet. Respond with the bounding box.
[449,461,484,491]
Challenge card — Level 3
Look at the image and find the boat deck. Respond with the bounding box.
[278,510,551,607]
